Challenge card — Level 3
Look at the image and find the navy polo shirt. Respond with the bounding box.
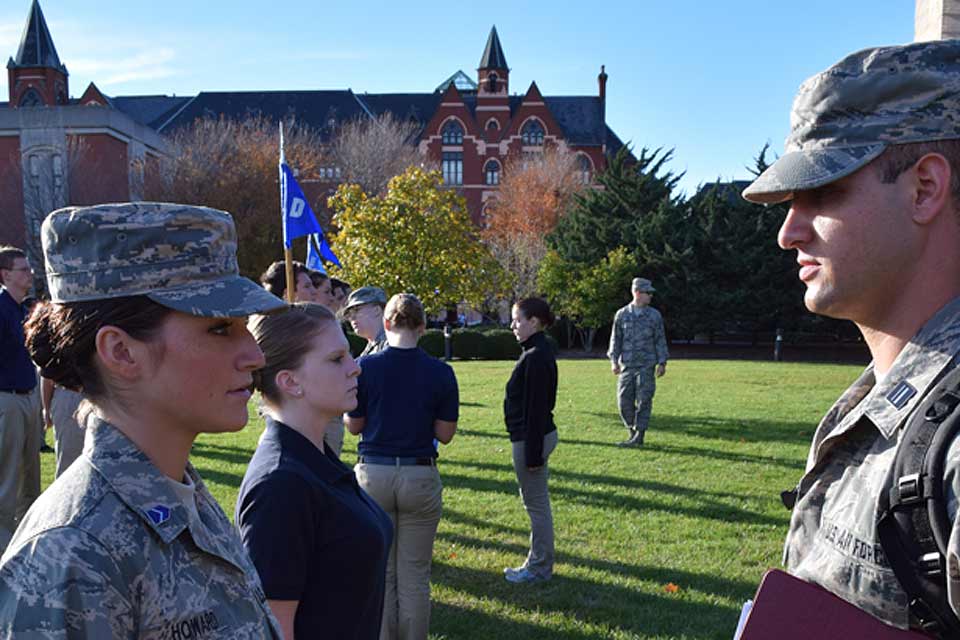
[236,418,393,640]
[0,288,36,392]
[349,346,459,458]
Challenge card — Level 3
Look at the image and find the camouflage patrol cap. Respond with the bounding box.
[632,277,655,293]
[41,202,286,317]
[341,286,387,316]
[743,39,960,204]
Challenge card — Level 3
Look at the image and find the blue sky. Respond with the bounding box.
[1,1,915,196]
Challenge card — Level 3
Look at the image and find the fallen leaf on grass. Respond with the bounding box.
[663,583,680,593]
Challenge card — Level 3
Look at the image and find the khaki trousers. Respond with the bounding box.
[0,389,41,553]
[323,416,345,458]
[51,387,84,478]
[355,462,442,640]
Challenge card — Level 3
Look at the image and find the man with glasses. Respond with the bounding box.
[607,277,668,448]
[342,286,388,358]
[0,246,41,552]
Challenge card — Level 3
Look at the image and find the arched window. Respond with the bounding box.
[485,119,500,142]
[487,73,499,93]
[441,120,464,145]
[577,154,593,184]
[18,88,43,107]
[521,120,545,146]
[484,160,500,186]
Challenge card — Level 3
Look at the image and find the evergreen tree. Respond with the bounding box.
[548,146,682,266]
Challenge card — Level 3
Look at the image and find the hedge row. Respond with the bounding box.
[346,326,556,360]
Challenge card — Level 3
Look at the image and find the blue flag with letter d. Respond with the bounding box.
[281,162,322,248]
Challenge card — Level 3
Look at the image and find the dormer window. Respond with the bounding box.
[442,121,464,145]
[521,120,545,146]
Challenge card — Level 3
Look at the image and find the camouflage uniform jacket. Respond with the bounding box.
[360,326,388,359]
[0,418,282,639]
[785,296,960,629]
[607,304,669,369]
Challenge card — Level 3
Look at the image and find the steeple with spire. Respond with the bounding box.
[477,26,509,97]
[7,0,69,107]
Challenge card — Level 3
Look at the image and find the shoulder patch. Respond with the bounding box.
[146,504,171,525]
[887,381,917,410]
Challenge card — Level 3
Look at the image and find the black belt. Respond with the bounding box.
[358,455,436,467]
[0,388,33,395]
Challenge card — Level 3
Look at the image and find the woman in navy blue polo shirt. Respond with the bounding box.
[346,293,458,640]
[238,303,392,640]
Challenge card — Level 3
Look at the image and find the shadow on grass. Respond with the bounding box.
[574,411,812,447]
[192,442,253,466]
[445,458,786,502]
[461,401,487,407]
[463,414,812,452]
[650,415,812,446]
[457,428,511,440]
[431,601,598,640]
[431,559,740,639]
[195,467,245,488]
[436,529,757,599]
[441,469,784,527]
[443,506,528,536]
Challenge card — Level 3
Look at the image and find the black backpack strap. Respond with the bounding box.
[877,365,960,638]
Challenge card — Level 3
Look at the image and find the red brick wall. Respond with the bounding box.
[68,134,129,205]
[8,67,68,106]
[0,136,25,247]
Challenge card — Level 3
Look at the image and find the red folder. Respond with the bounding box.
[738,569,931,639]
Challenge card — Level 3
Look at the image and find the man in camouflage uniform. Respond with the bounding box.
[0,203,285,638]
[343,286,388,358]
[742,40,960,631]
[607,277,668,447]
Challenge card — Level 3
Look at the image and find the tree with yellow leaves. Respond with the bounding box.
[329,166,507,315]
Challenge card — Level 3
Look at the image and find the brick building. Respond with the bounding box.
[1,1,628,277]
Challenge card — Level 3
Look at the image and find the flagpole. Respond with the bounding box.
[280,122,295,303]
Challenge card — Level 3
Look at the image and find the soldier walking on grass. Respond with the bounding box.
[607,277,668,447]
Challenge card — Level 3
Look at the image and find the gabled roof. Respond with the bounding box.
[479,26,508,70]
[8,0,65,72]
[77,82,112,107]
[158,90,370,140]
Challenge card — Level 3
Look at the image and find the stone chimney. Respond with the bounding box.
[915,0,960,40]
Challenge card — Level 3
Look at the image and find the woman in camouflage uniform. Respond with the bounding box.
[0,203,286,639]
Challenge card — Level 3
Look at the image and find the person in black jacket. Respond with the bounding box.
[503,297,558,584]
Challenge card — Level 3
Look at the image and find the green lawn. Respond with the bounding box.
[39,359,859,640]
